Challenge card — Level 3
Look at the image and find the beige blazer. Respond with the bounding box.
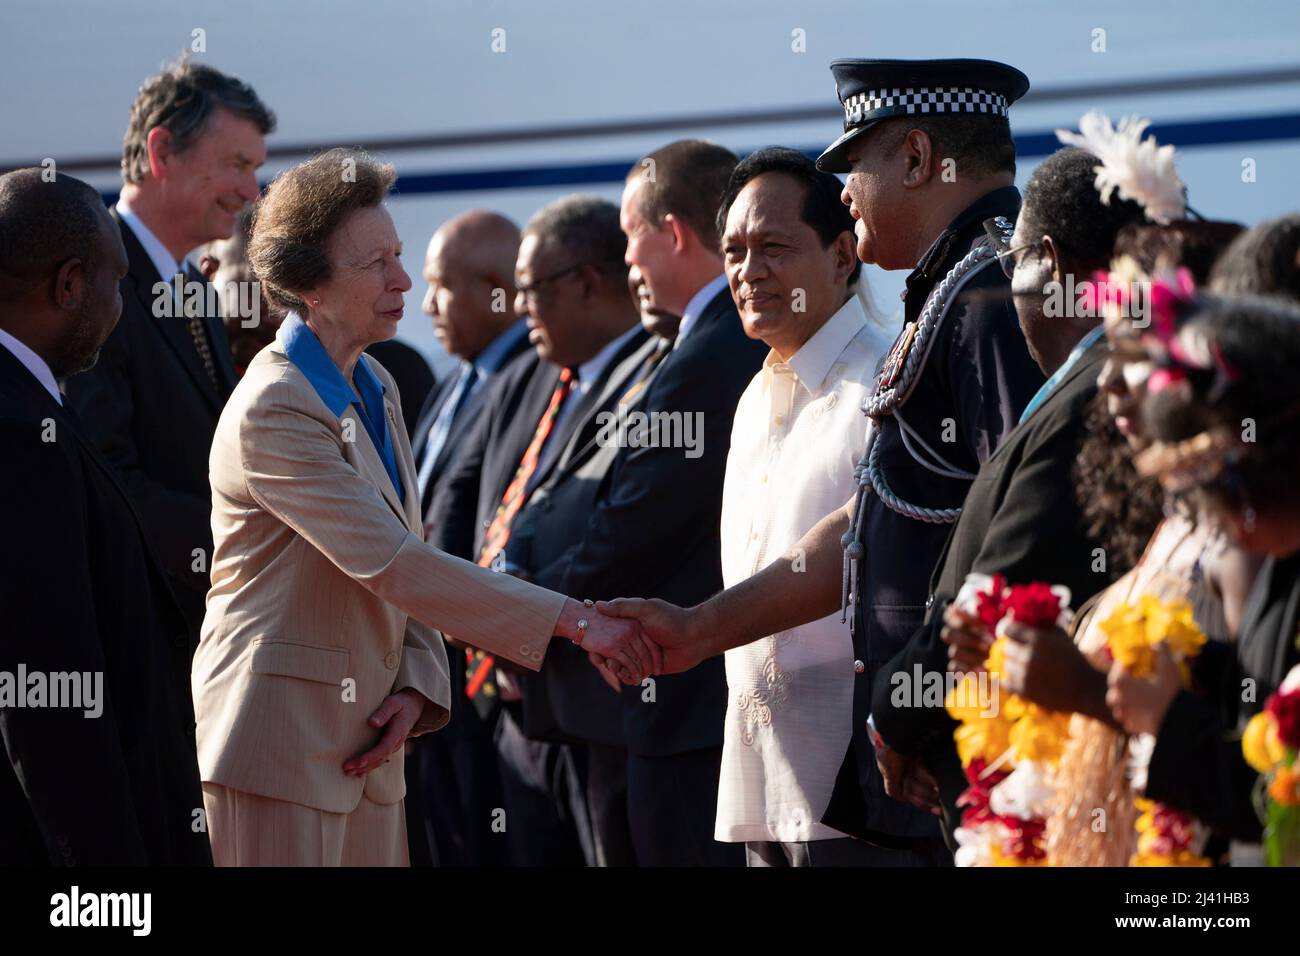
[192,344,566,814]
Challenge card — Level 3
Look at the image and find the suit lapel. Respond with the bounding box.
[116,212,225,413]
[384,394,422,533]
[545,333,659,486]
[531,330,650,490]
[986,339,1107,468]
[342,405,408,527]
[927,342,1107,596]
[0,347,182,620]
[491,362,561,505]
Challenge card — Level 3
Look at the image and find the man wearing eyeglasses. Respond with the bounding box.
[423,195,649,864]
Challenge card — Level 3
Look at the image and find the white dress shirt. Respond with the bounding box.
[716,290,891,843]
[115,196,185,282]
[673,274,727,350]
[0,328,63,405]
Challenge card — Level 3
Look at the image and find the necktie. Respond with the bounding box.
[182,268,221,394]
[417,362,478,497]
[618,338,672,406]
[465,368,574,703]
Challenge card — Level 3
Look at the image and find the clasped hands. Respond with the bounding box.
[341,597,703,779]
[555,596,706,689]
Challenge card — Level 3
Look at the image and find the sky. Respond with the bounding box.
[4,0,1298,374]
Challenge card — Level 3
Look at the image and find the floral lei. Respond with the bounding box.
[945,574,1072,866]
[1098,595,1210,866]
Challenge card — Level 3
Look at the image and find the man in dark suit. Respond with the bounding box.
[528,141,767,866]
[411,210,531,524]
[505,277,672,867]
[64,56,273,640]
[0,169,210,865]
[424,196,648,865]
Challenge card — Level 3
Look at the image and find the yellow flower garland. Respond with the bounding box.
[1097,596,1210,867]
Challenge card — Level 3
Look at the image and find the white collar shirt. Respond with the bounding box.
[0,328,62,405]
[716,291,892,843]
[673,273,727,350]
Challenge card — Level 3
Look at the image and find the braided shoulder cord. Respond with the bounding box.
[840,242,998,622]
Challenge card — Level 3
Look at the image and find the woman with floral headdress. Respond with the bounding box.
[981,112,1248,865]
[1039,215,1300,865]
[1107,293,1300,864]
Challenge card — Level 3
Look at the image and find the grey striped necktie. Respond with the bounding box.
[182,267,220,393]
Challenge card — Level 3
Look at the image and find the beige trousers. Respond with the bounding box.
[202,783,409,866]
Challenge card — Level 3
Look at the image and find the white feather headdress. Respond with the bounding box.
[1055,110,1187,225]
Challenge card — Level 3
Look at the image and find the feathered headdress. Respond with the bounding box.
[1055,111,1187,225]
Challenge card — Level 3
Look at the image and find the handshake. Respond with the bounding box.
[552,596,709,688]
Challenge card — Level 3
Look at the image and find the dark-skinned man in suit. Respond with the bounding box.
[425,195,649,865]
[405,209,531,865]
[0,169,210,865]
[412,210,532,525]
[504,262,678,867]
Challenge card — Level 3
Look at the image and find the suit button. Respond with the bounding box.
[482,519,491,529]
[384,652,399,670]
[519,644,530,657]
[853,659,865,674]
[925,594,935,609]
[531,650,543,663]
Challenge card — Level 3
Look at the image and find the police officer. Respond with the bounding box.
[598,58,1043,865]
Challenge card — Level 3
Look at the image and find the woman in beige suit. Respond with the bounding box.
[191,149,658,866]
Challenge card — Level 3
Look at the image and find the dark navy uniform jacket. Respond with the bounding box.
[823,186,1044,843]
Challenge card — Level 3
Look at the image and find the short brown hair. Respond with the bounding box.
[627,139,737,250]
[248,148,397,313]
[121,54,275,185]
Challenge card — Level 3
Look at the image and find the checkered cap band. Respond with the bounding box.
[842,87,1010,125]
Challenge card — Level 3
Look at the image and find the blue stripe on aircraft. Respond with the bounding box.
[101,111,1300,204]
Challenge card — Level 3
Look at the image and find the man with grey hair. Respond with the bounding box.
[65,55,274,647]
[426,194,653,864]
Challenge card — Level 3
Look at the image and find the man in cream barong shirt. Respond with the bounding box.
[714,148,892,866]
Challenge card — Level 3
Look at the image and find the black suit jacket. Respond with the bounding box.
[411,330,533,521]
[869,340,1114,839]
[364,338,435,441]
[427,350,547,561]
[536,288,769,757]
[63,210,237,635]
[429,328,651,562]
[0,345,211,865]
[508,334,665,746]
